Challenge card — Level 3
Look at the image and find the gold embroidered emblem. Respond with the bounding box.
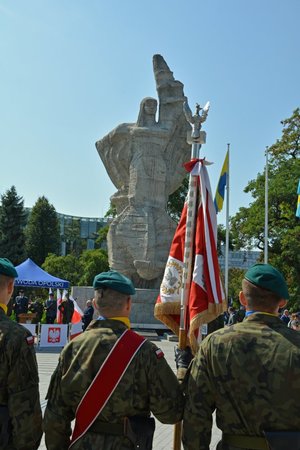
[161,258,183,296]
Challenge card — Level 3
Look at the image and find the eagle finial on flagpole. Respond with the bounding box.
[183,100,210,144]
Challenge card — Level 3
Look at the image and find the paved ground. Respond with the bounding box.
[37,334,222,449]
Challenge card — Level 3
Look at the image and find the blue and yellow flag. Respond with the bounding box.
[214,150,229,213]
[296,180,300,218]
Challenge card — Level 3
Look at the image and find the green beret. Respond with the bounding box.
[0,258,18,278]
[244,263,289,299]
[93,270,135,295]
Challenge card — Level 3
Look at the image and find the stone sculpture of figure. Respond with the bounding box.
[96,55,191,288]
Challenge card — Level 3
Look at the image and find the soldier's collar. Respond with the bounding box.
[246,311,278,317]
[110,317,131,329]
[97,316,131,328]
[246,311,279,320]
[0,303,8,314]
[246,310,278,318]
[110,317,130,329]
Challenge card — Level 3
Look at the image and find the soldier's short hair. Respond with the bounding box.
[94,287,129,313]
[242,279,281,309]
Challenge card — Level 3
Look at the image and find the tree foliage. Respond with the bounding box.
[231,109,300,307]
[95,225,109,247]
[0,186,27,264]
[217,224,234,256]
[228,268,245,307]
[26,196,60,265]
[78,249,109,286]
[62,218,86,256]
[167,175,189,222]
[43,249,109,287]
[42,253,82,286]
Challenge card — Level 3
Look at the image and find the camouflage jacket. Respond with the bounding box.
[182,313,300,450]
[0,307,42,450]
[44,319,184,450]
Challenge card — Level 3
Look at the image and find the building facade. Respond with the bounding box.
[57,213,109,255]
[218,248,261,271]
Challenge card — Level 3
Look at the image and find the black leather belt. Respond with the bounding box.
[222,434,269,450]
[89,420,125,435]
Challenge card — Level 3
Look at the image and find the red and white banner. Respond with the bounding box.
[20,323,37,336]
[56,288,63,324]
[40,324,68,347]
[154,159,226,353]
[70,321,83,340]
[70,296,83,324]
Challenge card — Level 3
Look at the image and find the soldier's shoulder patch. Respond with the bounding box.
[155,348,164,359]
[26,335,34,346]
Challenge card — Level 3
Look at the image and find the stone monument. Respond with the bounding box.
[96,55,191,291]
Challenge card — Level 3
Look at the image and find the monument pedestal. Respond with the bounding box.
[130,288,167,330]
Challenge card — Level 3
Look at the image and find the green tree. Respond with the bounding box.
[167,175,189,222]
[62,218,85,256]
[26,196,60,265]
[231,109,300,307]
[104,203,117,218]
[217,224,234,256]
[228,268,246,308]
[42,253,82,286]
[95,225,109,247]
[78,249,109,286]
[0,186,27,264]
[94,203,117,248]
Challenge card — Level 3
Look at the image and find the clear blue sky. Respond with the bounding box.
[1,0,299,224]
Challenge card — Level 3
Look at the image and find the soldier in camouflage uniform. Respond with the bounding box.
[44,270,184,449]
[0,258,42,449]
[182,263,300,450]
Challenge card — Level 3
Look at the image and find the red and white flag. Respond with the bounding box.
[56,289,63,324]
[154,159,226,353]
[69,295,83,324]
[69,321,83,340]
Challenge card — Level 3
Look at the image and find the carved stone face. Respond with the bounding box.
[144,99,157,115]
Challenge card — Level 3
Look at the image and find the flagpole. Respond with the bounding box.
[178,139,200,346]
[173,101,209,450]
[224,144,230,300]
[264,146,268,263]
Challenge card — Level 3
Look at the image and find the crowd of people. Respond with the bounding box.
[11,289,95,328]
[224,304,300,332]
[0,257,300,450]
[280,309,300,330]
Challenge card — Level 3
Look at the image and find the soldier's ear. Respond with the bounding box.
[278,298,287,309]
[126,296,132,312]
[239,291,247,307]
[7,279,14,298]
[92,298,97,311]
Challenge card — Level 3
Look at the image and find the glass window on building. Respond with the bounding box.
[59,215,65,235]
[88,220,97,238]
[61,241,66,256]
[87,238,95,250]
[80,219,89,238]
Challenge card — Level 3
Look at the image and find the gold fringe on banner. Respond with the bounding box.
[154,301,181,336]
[189,302,227,354]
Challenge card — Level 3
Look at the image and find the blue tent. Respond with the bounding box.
[15,258,70,289]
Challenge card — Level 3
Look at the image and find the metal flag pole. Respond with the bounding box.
[224,143,230,300]
[264,146,269,264]
[173,101,210,450]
